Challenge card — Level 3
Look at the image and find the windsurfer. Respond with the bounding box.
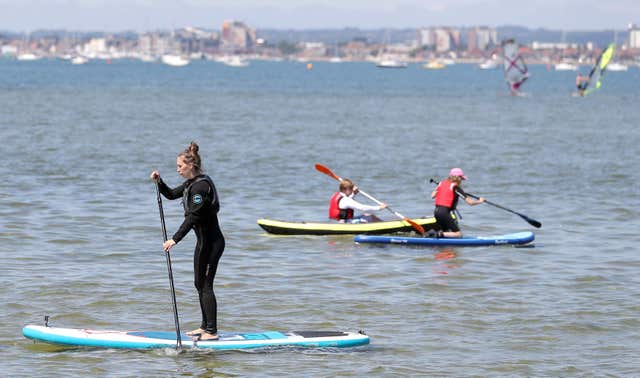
[502,39,529,95]
[576,73,589,96]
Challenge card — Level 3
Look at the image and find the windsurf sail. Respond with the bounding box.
[502,39,529,93]
[582,44,615,95]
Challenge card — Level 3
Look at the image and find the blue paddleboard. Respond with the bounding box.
[23,325,369,350]
[354,231,534,246]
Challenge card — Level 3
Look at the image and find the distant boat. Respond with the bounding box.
[607,62,628,71]
[17,53,40,61]
[161,54,190,67]
[423,60,445,70]
[376,58,408,68]
[222,56,249,67]
[139,54,157,63]
[70,56,89,65]
[606,31,627,72]
[479,59,499,70]
[554,61,578,71]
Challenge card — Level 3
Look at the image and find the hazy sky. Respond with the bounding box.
[1,0,638,32]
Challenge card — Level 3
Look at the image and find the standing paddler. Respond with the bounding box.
[150,141,225,341]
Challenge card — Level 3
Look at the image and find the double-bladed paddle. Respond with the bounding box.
[429,178,541,228]
[316,164,425,234]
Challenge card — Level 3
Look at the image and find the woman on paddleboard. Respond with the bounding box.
[150,142,224,341]
[329,178,387,223]
[430,168,484,238]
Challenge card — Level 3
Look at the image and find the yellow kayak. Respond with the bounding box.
[257,217,437,235]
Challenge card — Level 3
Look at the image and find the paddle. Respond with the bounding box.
[429,178,541,228]
[154,181,183,351]
[315,163,425,234]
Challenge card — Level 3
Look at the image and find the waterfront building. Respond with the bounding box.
[221,20,256,52]
[629,24,640,49]
[418,28,435,49]
[468,27,497,52]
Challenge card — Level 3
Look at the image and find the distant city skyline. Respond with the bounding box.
[0,0,638,32]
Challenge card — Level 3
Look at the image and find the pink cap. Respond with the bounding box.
[449,167,467,180]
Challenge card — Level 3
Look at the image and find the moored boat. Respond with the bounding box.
[70,56,89,65]
[554,61,578,71]
[161,54,190,67]
[376,59,408,68]
[423,60,445,69]
[257,217,438,235]
[606,62,628,71]
[479,59,499,69]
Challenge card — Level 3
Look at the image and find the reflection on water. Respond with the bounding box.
[434,248,458,262]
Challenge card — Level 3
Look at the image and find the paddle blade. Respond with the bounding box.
[404,218,425,234]
[524,216,542,228]
[315,164,341,181]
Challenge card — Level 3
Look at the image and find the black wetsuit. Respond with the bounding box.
[158,174,225,335]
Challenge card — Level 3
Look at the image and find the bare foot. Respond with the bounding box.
[185,328,204,336]
[198,332,219,341]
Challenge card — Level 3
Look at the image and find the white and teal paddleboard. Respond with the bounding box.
[23,325,369,350]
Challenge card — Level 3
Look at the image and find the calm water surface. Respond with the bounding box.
[1,59,639,376]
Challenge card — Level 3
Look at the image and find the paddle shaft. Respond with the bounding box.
[353,188,408,221]
[155,181,183,351]
[315,164,425,234]
[429,178,541,228]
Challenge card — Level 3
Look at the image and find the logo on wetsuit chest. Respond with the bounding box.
[193,194,203,204]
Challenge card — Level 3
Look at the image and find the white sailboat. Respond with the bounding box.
[376,31,408,68]
[554,61,578,71]
[376,57,408,68]
[606,30,627,71]
[17,53,40,61]
[423,60,445,69]
[222,56,249,67]
[70,56,89,65]
[479,59,499,69]
[607,62,628,71]
[139,54,157,63]
[161,54,190,67]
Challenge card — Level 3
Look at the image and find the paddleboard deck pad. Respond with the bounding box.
[354,231,534,246]
[23,325,369,350]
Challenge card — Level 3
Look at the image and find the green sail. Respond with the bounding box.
[584,44,615,94]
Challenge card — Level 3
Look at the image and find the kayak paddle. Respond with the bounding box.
[429,178,541,228]
[154,181,183,351]
[316,164,425,234]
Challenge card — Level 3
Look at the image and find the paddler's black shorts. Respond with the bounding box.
[434,206,459,232]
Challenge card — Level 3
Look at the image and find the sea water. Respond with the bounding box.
[1,59,639,376]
